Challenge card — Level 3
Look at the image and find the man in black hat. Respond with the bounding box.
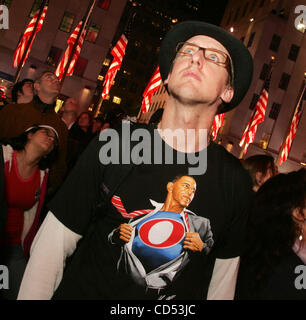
[18,21,253,300]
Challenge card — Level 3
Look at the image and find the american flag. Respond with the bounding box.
[211,113,225,141]
[101,11,135,100]
[141,66,162,113]
[55,21,86,80]
[239,76,270,154]
[12,3,48,68]
[278,84,305,165]
[101,34,128,99]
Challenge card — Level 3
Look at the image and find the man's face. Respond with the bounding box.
[171,176,196,209]
[165,35,234,106]
[63,98,79,113]
[35,72,60,96]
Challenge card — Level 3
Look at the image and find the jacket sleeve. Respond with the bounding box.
[17,211,82,300]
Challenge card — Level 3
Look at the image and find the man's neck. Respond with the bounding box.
[158,96,217,152]
[62,113,76,128]
[37,93,57,105]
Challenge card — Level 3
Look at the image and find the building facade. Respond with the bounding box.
[0,0,126,111]
[219,0,306,172]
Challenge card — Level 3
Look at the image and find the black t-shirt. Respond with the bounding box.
[49,124,252,299]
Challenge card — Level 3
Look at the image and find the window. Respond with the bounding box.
[279,73,291,90]
[269,34,281,52]
[247,32,255,48]
[259,63,270,81]
[46,46,63,67]
[249,93,260,110]
[98,0,111,10]
[73,57,88,77]
[59,12,75,33]
[269,103,281,120]
[226,10,232,26]
[234,7,241,21]
[2,0,13,8]
[29,0,43,17]
[250,0,257,12]
[103,58,110,66]
[243,2,249,16]
[86,23,100,43]
[113,96,121,104]
[288,44,300,62]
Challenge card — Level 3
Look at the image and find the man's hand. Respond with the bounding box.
[117,224,133,243]
[184,232,204,252]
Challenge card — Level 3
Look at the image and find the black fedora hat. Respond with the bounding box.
[159,21,253,113]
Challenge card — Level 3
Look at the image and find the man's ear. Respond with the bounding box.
[167,182,173,193]
[34,82,40,92]
[221,86,234,103]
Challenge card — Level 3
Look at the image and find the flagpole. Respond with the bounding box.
[276,74,306,165]
[238,56,275,159]
[13,0,48,84]
[59,0,96,87]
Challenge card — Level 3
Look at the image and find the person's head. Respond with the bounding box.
[4,125,59,170]
[77,111,92,132]
[159,21,253,114]
[12,79,34,104]
[62,97,79,116]
[244,169,306,296]
[242,154,277,192]
[34,71,60,103]
[92,117,104,134]
[166,175,196,210]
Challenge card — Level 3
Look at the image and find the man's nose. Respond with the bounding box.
[191,49,205,67]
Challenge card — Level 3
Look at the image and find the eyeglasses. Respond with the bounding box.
[42,73,60,82]
[175,42,233,84]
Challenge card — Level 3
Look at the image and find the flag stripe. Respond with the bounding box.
[278,86,305,165]
[101,34,128,99]
[55,21,86,80]
[211,113,225,141]
[239,88,269,154]
[141,66,162,113]
[12,6,48,68]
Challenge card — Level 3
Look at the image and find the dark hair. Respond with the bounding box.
[1,125,59,170]
[11,79,34,103]
[242,154,276,187]
[241,169,306,296]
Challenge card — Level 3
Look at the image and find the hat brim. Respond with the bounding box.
[159,21,253,113]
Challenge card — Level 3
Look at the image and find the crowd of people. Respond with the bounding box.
[0,20,305,300]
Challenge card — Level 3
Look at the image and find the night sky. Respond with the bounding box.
[198,0,229,25]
